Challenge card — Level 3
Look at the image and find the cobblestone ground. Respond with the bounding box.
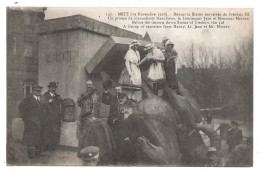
[7,142,82,166]
[7,118,252,166]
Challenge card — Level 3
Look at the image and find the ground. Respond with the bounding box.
[7,142,82,166]
[7,118,252,166]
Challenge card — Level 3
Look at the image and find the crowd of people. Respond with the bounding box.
[19,82,62,158]
[18,37,252,166]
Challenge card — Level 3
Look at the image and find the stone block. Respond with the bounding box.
[12,118,24,142]
[60,122,79,147]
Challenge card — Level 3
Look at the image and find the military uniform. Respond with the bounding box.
[102,92,124,129]
[77,116,115,165]
[19,86,44,158]
[77,87,100,119]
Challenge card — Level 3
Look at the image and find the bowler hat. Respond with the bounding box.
[32,85,43,90]
[48,82,58,88]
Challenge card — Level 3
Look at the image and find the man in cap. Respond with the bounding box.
[102,85,127,129]
[226,121,243,152]
[77,80,116,165]
[163,39,179,90]
[42,82,62,151]
[79,146,100,166]
[19,85,44,158]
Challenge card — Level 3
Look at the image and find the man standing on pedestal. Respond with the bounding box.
[42,82,62,151]
[163,40,179,90]
[19,85,44,159]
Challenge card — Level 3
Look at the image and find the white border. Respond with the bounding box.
[1,0,259,170]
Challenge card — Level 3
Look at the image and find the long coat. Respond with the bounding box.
[77,116,116,165]
[41,91,62,146]
[163,49,178,89]
[102,92,124,129]
[19,94,44,145]
[227,127,243,152]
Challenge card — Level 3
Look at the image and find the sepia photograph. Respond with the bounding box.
[5,5,254,167]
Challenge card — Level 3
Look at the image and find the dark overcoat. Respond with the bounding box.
[102,92,124,129]
[227,127,243,151]
[19,94,44,145]
[163,49,178,89]
[77,117,116,165]
[41,91,62,146]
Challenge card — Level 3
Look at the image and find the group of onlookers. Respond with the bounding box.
[19,82,62,158]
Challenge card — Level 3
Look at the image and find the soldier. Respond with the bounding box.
[163,40,179,90]
[77,80,100,119]
[42,82,62,151]
[77,81,115,165]
[227,121,243,152]
[19,85,44,159]
[79,146,100,166]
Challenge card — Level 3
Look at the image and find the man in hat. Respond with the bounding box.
[41,82,62,151]
[226,121,243,152]
[19,85,44,158]
[102,86,127,129]
[163,40,179,90]
[79,146,100,166]
[77,81,115,165]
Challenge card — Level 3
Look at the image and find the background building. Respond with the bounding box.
[7,7,46,135]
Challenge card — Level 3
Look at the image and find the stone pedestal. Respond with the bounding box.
[60,122,79,147]
[12,118,24,142]
[121,86,142,102]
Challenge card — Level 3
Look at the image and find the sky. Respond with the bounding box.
[44,7,253,65]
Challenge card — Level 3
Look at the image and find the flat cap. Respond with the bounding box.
[79,146,99,160]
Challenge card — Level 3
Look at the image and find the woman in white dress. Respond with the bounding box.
[138,43,166,94]
[119,40,142,88]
